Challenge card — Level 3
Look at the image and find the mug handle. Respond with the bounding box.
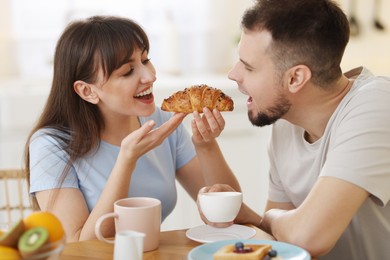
[95,212,118,244]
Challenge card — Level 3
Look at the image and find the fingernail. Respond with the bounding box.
[193,111,199,118]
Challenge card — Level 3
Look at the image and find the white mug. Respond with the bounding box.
[95,197,161,251]
[198,191,243,223]
[113,230,145,260]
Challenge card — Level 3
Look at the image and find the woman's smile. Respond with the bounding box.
[134,86,154,104]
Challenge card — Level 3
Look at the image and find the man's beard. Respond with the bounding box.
[248,93,291,127]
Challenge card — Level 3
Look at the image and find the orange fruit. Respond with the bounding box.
[0,245,21,260]
[24,212,65,243]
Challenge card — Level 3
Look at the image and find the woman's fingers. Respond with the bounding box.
[145,113,186,145]
[121,119,156,146]
[121,113,186,158]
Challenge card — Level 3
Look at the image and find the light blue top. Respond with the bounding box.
[29,107,196,221]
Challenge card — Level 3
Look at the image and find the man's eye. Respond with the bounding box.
[142,58,151,65]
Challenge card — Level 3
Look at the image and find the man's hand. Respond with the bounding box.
[196,184,237,228]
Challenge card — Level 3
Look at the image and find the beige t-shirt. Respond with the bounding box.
[268,67,390,260]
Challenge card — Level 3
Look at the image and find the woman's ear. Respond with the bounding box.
[73,80,99,104]
[285,65,311,93]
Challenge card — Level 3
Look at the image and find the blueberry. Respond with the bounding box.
[268,249,278,257]
[235,242,244,250]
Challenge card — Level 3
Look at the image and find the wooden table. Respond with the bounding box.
[61,226,275,259]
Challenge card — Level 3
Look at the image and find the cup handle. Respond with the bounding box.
[95,212,118,244]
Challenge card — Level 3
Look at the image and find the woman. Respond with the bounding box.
[24,16,242,242]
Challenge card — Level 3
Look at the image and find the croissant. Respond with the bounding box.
[161,84,234,113]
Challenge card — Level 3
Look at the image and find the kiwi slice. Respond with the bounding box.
[0,219,25,247]
[18,227,49,257]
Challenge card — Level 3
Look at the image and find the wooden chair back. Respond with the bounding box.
[0,169,32,227]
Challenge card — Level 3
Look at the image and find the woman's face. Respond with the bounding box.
[93,48,157,118]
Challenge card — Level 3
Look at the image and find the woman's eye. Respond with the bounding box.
[122,58,150,77]
[123,68,134,76]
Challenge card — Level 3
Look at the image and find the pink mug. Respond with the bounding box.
[95,197,161,252]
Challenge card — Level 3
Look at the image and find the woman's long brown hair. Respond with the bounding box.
[23,16,150,210]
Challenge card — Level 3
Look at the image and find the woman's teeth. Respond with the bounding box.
[134,87,153,97]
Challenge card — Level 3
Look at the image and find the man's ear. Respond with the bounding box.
[73,80,99,104]
[285,65,311,93]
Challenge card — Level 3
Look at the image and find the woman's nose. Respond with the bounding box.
[140,66,157,84]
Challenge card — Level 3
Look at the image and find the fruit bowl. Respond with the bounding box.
[22,235,66,260]
[0,231,65,260]
[0,212,66,260]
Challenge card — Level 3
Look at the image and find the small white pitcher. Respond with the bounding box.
[113,230,145,260]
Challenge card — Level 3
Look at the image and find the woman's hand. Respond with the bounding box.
[196,184,237,228]
[120,113,186,161]
[191,108,225,146]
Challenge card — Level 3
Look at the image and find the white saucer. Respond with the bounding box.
[185,224,256,243]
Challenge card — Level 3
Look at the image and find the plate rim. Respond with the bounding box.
[188,238,311,260]
[185,224,256,243]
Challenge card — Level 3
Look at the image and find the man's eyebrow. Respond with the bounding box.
[240,58,254,69]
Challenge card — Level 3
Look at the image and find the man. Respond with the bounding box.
[201,0,390,259]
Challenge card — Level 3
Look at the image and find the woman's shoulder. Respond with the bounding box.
[31,127,70,145]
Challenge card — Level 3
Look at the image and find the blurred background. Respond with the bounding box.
[0,0,250,78]
[1,0,390,79]
[1,0,389,230]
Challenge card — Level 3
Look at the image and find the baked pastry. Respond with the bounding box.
[161,84,234,113]
[213,242,274,260]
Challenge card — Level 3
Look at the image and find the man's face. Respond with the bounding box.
[228,30,291,127]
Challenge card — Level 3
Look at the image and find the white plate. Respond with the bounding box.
[185,224,256,243]
[188,239,311,260]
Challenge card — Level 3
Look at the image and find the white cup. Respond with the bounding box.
[113,230,145,260]
[198,191,243,223]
